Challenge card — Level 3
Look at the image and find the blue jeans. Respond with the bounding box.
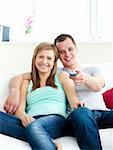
[1,108,113,150]
[67,107,113,150]
[0,111,66,150]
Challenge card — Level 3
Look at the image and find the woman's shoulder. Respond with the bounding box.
[27,80,33,93]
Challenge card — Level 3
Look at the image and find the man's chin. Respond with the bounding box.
[63,62,75,68]
[64,64,72,68]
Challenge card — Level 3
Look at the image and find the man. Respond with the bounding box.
[3,34,113,150]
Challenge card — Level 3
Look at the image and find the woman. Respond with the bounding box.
[0,42,84,150]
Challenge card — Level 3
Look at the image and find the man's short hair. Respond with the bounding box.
[54,34,76,47]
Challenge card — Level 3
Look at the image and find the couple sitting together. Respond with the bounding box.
[0,34,113,150]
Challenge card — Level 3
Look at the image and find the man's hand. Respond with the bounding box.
[4,88,20,115]
[70,70,86,85]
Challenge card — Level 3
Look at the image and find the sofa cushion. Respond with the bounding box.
[0,128,113,150]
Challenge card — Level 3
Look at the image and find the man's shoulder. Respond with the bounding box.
[80,64,107,74]
[57,67,64,74]
[22,72,31,80]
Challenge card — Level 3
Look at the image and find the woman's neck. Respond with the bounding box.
[39,73,50,87]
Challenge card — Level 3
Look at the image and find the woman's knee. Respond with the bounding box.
[26,120,42,134]
[26,120,56,150]
[26,120,48,140]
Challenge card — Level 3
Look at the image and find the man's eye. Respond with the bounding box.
[68,48,72,51]
[59,51,64,54]
[47,57,52,60]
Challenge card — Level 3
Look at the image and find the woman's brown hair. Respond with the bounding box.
[31,42,58,90]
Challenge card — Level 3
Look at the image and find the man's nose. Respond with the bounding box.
[65,51,70,57]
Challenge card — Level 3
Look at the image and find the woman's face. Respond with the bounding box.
[35,49,55,74]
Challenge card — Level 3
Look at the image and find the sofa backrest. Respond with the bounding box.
[0,63,112,112]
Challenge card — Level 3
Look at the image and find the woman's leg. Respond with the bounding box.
[0,111,27,141]
[26,115,66,150]
[55,142,62,150]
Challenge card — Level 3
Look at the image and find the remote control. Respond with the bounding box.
[69,71,77,77]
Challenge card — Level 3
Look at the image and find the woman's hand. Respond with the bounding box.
[73,101,85,109]
[21,114,35,128]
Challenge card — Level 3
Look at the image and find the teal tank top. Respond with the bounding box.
[26,75,67,118]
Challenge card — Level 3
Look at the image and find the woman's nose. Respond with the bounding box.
[43,58,47,63]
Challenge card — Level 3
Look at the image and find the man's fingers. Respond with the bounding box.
[4,102,15,114]
[4,94,19,114]
[7,105,13,114]
[4,102,10,113]
[76,70,80,74]
[12,105,18,114]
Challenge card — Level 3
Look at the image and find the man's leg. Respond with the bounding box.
[26,115,66,150]
[94,109,113,129]
[0,111,27,141]
[67,107,102,150]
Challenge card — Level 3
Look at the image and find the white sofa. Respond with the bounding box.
[0,63,113,150]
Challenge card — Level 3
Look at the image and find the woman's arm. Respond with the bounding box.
[15,80,28,117]
[15,79,34,127]
[58,72,84,109]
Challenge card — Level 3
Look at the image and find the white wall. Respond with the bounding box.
[0,0,112,43]
[0,42,112,74]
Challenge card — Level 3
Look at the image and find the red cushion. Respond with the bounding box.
[102,88,113,109]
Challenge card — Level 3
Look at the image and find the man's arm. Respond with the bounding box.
[84,74,105,91]
[4,72,31,114]
[71,70,105,92]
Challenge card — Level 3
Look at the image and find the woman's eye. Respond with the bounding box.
[39,55,43,58]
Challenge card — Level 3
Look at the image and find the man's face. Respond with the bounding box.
[56,38,78,69]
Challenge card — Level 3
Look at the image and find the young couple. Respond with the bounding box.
[1,34,113,150]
